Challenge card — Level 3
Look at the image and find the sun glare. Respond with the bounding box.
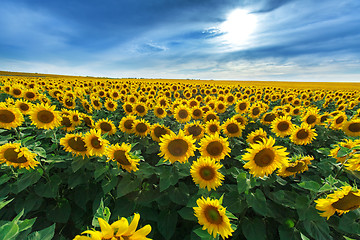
[219,9,257,48]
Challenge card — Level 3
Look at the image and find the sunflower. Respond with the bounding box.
[95,119,117,135]
[74,213,151,240]
[0,104,24,129]
[23,89,38,101]
[132,119,150,137]
[150,124,171,142]
[69,110,82,127]
[133,102,148,117]
[158,130,196,164]
[107,143,139,172]
[302,108,320,127]
[203,110,219,123]
[329,139,357,163]
[0,143,39,169]
[122,102,134,115]
[15,99,32,114]
[153,105,167,119]
[248,105,262,119]
[191,107,203,120]
[345,155,360,171]
[331,112,347,130]
[60,115,75,132]
[29,103,61,130]
[342,119,360,137]
[205,120,221,135]
[221,118,243,138]
[84,129,109,157]
[104,99,118,112]
[174,105,192,123]
[235,100,249,114]
[190,157,224,191]
[319,112,331,125]
[184,122,205,140]
[246,128,267,144]
[290,123,317,145]
[261,112,277,125]
[10,85,23,98]
[60,133,89,157]
[193,197,234,239]
[199,133,231,161]
[277,155,313,177]
[119,115,137,134]
[81,114,94,128]
[91,97,102,110]
[63,98,76,109]
[215,101,227,114]
[232,114,248,127]
[315,186,360,219]
[271,115,293,138]
[242,136,289,177]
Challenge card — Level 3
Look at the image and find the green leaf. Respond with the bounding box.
[338,211,360,234]
[71,156,89,172]
[0,174,11,185]
[18,218,36,232]
[116,175,141,198]
[237,172,247,194]
[245,189,268,216]
[303,219,331,240]
[12,209,24,224]
[241,217,266,240]
[157,210,178,240]
[46,199,71,223]
[156,158,172,166]
[178,207,197,221]
[193,227,216,240]
[297,181,321,192]
[0,198,13,210]
[12,170,42,194]
[92,199,111,228]
[101,177,118,195]
[34,175,61,198]
[94,165,108,180]
[278,225,301,240]
[0,222,19,240]
[316,148,330,156]
[33,147,47,158]
[26,224,55,240]
[159,166,179,192]
[169,184,190,205]
[337,146,352,158]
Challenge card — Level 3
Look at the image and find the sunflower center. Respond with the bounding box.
[154,127,168,138]
[205,114,217,122]
[188,125,202,137]
[124,119,134,130]
[100,122,112,132]
[13,89,22,96]
[332,192,360,211]
[168,139,189,156]
[296,129,309,140]
[254,148,275,167]
[136,122,147,133]
[19,103,30,111]
[239,103,247,111]
[348,123,360,133]
[206,141,224,157]
[108,102,114,108]
[199,166,215,180]
[25,92,35,99]
[252,107,260,116]
[91,137,102,149]
[193,109,202,117]
[114,150,131,165]
[227,96,234,103]
[73,115,79,122]
[209,124,218,133]
[83,117,92,126]
[37,110,55,123]
[0,109,16,123]
[65,99,74,107]
[227,123,239,134]
[61,117,72,127]
[156,108,164,115]
[4,148,27,163]
[320,115,329,123]
[217,104,225,110]
[306,115,317,125]
[277,121,290,132]
[136,105,145,113]
[204,206,223,224]
[178,110,189,119]
[264,113,276,122]
[286,161,306,172]
[293,109,300,115]
[336,116,344,124]
[68,137,87,152]
[93,100,100,107]
[252,135,264,144]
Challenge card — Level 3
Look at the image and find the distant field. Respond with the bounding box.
[1,70,359,90]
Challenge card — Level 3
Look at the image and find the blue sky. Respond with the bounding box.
[0,0,360,81]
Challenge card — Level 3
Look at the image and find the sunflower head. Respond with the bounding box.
[174,105,192,123]
[107,143,139,172]
[277,155,313,177]
[95,118,117,135]
[158,130,196,164]
[290,123,317,145]
[29,104,61,130]
[84,129,110,156]
[271,115,293,138]
[0,104,24,129]
[119,115,137,134]
[342,119,360,137]
[190,157,224,191]
[246,128,267,144]
[0,143,39,169]
[150,124,171,142]
[205,119,221,135]
[184,122,205,140]
[221,118,243,138]
[199,133,231,161]
[60,133,89,158]
[242,136,289,177]
[132,119,150,137]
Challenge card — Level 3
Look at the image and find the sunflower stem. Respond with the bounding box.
[334,156,350,180]
[39,162,51,182]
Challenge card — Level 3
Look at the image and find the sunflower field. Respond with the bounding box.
[0,74,360,240]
